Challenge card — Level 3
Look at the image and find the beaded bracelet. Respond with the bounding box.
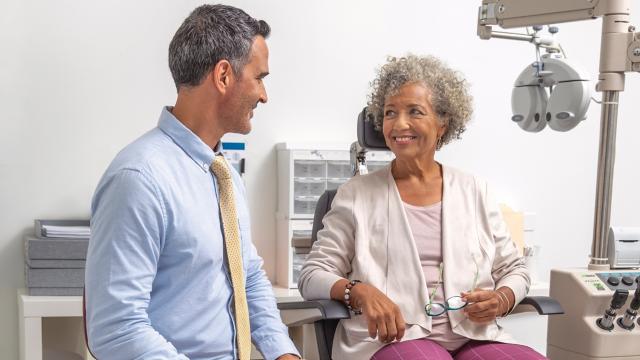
[344,280,362,315]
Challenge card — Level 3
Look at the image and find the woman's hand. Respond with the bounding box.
[350,283,406,343]
[329,279,406,342]
[461,287,513,324]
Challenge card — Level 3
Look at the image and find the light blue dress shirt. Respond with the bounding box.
[85,107,298,360]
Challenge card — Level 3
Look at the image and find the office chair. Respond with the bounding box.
[277,107,563,360]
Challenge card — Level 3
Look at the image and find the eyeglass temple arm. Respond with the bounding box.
[428,263,445,303]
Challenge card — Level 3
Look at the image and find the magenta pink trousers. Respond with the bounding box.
[371,338,547,360]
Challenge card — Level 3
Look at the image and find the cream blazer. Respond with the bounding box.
[298,164,530,360]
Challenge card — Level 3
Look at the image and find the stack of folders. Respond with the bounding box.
[291,230,312,283]
[24,220,89,296]
[291,230,313,255]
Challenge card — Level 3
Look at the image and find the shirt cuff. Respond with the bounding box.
[255,333,300,360]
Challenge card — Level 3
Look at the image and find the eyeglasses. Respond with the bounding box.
[424,259,479,317]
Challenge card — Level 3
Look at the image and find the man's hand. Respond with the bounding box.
[350,283,406,343]
[461,287,513,324]
[276,354,300,360]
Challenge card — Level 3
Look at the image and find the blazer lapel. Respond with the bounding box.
[385,168,431,330]
[441,165,475,329]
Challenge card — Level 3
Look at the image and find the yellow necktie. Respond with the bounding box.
[211,155,251,360]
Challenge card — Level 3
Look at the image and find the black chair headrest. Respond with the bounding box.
[357,107,389,150]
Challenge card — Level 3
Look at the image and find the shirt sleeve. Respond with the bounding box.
[244,242,300,360]
[483,182,531,307]
[85,169,188,359]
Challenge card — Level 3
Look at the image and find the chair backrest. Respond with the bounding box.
[357,107,388,150]
[311,190,338,244]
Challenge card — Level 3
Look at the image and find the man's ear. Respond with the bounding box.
[212,60,234,94]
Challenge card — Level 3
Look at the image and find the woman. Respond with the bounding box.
[298,55,545,360]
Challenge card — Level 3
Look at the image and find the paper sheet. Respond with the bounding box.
[499,204,525,257]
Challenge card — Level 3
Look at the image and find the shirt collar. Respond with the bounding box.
[157,106,218,172]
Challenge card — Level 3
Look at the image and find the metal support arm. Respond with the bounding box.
[477,0,639,269]
[479,0,630,29]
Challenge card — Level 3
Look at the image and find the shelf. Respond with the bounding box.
[293,177,326,182]
[18,289,83,318]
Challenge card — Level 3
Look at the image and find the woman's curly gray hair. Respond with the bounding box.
[367,54,473,149]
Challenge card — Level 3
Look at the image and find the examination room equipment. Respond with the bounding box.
[478,0,640,359]
[608,227,640,268]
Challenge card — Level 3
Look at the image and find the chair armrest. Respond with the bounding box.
[278,300,350,319]
[277,300,350,327]
[512,296,564,315]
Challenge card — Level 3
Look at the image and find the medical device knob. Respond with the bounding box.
[618,309,638,330]
[611,290,629,309]
[618,287,640,330]
[548,26,558,34]
[597,289,629,331]
[631,287,640,310]
[622,276,634,286]
[607,276,620,286]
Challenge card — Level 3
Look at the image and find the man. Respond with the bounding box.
[85,4,300,360]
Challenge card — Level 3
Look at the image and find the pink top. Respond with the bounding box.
[403,201,469,351]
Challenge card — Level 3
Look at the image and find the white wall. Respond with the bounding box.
[2,0,639,357]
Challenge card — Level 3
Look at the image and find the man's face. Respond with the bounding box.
[221,36,269,135]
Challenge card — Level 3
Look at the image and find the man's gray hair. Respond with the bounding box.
[169,4,270,90]
[367,55,473,149]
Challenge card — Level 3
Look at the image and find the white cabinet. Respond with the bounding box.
[276,143,350,288]
[275,143,393,288]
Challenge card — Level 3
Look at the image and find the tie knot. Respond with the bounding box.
[211,155,231,180]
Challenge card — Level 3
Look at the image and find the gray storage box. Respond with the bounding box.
[26,258,86,269]
[28,287,83,296]
[25,236,88,260]
[25,266,85,288]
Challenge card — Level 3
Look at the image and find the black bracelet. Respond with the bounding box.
[344,280,362,315]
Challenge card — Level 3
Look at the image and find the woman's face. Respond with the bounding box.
[382,82,446,162]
